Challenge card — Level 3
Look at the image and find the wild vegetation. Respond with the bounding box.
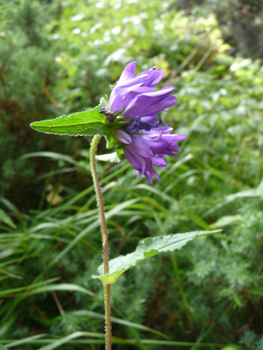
[0,0,263,349]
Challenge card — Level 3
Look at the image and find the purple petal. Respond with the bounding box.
[147,141,170,154]
[123,87,176,118]
[128,139,153,157]
[142,126,173,137]
[161,134,188,142]
[144,171,153,185]
[149,167,159,180]
[146,70,165,87]
[116,73,152,88]
[124,147,146,174]
[115,130,132,144]
[168,144,182,152]
[140,116,158,123]
[151,156,167,167]
[110,75,156,109]
[110,85,155,112]
[136,67,164,87]
[136,67,158,77]
[145,99,178,116]
[118,61,136,84]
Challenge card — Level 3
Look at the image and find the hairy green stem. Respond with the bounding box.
[90,134,111,350]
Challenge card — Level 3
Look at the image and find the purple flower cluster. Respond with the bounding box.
[108,61,187,185]
[109,62,178,119]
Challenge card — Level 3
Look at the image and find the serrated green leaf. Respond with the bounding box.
[92,230,221,285]
[30,105,116,148]
[96,152,120,163]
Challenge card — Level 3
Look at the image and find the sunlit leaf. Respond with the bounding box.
[20,152,79,165]
[210,215,243,229]
[220,345,246,350]
[92,230,221,285]
[70,309,170,339]
[5,332,224,348]
[0,278,59,297]
[29,283,94,297]
[0,209,16,229]
[36,331,104,350]
[205,182,263,216]
[30,105,116,148]
[3,335,46,348]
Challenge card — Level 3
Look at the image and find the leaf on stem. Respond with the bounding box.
[30,105,116,148]
[92,230,221,285]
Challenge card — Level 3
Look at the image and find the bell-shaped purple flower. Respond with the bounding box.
[115,125,188,185]
[109,61,178,119]
[110,61,187,185]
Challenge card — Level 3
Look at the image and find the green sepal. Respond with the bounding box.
[116,148,124,158]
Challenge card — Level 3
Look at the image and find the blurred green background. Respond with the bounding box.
[0,0,263,349]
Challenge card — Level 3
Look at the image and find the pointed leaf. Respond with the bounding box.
[30,105,116,148]
[4,335,46,348]
[70,310,170,339]
[29,283,94,297]
[92,230,221,285]
[37,331,104,350]
[0,209,16,229]
[210,215,243,228]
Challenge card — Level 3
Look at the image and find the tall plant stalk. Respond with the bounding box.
[90,134,111,350]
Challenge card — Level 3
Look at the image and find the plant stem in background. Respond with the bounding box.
[170,251,193,330]
[90,134,111,350]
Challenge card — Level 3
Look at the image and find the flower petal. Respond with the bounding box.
[115,130,132,144]
[110,85,155,112]
[122,126,187,184]
[118,61,136,84]
[123,87,176,118]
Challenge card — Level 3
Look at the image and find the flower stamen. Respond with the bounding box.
[125,116,163,134]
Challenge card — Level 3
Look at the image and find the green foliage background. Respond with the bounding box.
[0,0,263,349]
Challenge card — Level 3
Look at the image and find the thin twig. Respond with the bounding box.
[175,47,199,75]
[52,291,65,315]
